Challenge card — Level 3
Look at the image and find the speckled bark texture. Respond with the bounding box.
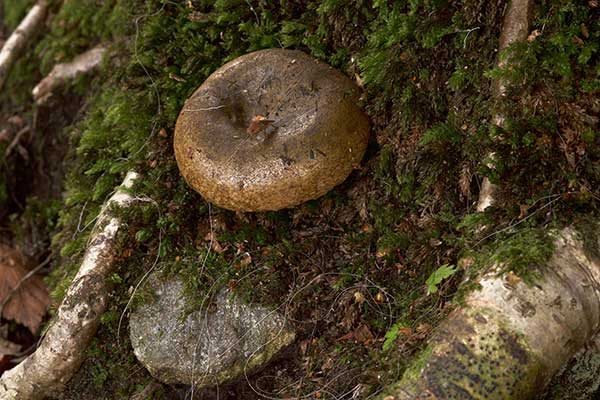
[381,227,600,399]
[174,48,370,212]
[129,273,295,387]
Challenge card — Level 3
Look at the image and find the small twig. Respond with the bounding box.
[473,194,563,247]
[458,26,480,49]
[182,105,226,112]
[4,126,30,158]
[0,252,52,319]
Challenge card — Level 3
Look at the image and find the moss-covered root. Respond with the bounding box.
[0,1,47,90]
[0,172,139,400]
[477,0,533,212]
[380,227,600,399]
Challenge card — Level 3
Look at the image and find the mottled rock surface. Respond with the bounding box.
[129,273,295,387]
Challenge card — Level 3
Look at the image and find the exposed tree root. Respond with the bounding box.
[380,227,600,399]
[32,45,106,104]
[0,172,139,400]
[476,0,533,212]
[0,1,48,91]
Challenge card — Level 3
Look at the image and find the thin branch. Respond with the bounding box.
[4,125,30,158]
[0,1,48,91]
[32,45,106,104]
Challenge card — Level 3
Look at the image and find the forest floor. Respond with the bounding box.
[0,0,599,399]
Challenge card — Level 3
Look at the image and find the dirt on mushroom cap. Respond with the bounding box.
[174,49,370,212]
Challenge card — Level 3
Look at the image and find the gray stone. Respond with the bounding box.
[129,273,295,387]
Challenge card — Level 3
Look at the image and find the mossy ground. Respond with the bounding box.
[0,0,599,398]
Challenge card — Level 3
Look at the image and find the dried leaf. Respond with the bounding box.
[519,204,529,219]
[527,29,541,42]
[0,245,49,333]
[353,291,365,304]
[458,256,475,269]
[354,324,374,343]
[337,324,374,344]
[239,252,252,268]
[204,232,226,254]
[416,323,432,334]
[459,162,471,200]
[504,271,522,290]
[7,115,24,128]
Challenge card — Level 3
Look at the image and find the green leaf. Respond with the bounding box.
[383,322,404,352]
[426,264,456,295]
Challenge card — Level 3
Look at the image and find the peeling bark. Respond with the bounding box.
[0,1,48,91]
[381,227,600,399]
[32,45,106,104]
[0,172,139,400]
[476,0,533,212]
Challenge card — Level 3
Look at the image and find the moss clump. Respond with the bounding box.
[488,227,555,283]
[1,0,36,31]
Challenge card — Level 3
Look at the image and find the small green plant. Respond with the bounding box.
[383,321,407,352]
[426,264,456,295]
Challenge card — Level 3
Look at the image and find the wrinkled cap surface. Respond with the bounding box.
[174,48,370,211]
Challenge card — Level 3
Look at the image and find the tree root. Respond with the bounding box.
[32,45,106,104]
[476,0,533,212]
[0,1,48,91]
[380,227,600,399]
[0,172,139,400]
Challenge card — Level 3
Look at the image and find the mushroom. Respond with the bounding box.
[174,49,370,212]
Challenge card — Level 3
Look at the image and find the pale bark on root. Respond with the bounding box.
[0,1,48,91]
[380,227,600,399]
[0,171,139,400]
[32,45,106,104]
[476,0,533,212]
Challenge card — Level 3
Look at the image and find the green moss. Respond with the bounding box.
[1,0,597,397]
[489,228,555,282]
[575,220,600,263]
[1,0,36,31]
[402,344,434,383]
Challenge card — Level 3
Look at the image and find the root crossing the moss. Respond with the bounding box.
[0,1,47,91]
[380,227,600,399]
[0,172,139,400]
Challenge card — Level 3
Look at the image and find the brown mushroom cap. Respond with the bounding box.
[174,49,370,212]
